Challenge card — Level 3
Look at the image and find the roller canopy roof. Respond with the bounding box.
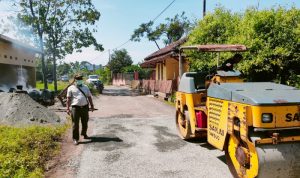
[180,44,247,52]
[208,82,300,105]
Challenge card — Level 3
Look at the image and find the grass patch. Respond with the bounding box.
[164,100,175,107]
[86,83,100,96]
[0,124,68,178]
[36,81,101,95]
[36,81,70,93]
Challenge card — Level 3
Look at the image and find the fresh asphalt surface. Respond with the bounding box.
[70,86,232,178]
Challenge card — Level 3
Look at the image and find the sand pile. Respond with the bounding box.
[0,92,65,126]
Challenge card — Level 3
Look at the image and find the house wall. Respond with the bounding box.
[165,57,178,80]
[155,63,166,80]
[0,41,36,67]
[0,41,37,90]
[154,57,189,81]
[156,64,160,80]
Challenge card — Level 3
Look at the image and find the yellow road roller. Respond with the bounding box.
[175,44,300,178]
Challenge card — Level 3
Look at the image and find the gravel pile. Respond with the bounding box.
[0,92,65,126]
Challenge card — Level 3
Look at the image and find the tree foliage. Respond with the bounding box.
[17,0,51,89]
[121,64,142,73]
[95,67,111,85]
[17,0,103,92]
[107,49,133,73]
[121,64,152,79]
[186,7,300,86]
[131,12,193,49]
[57,62,71,77]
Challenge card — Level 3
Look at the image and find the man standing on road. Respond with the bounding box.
[67,74,95,145]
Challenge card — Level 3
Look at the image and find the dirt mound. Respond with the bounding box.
[0,92,65,126]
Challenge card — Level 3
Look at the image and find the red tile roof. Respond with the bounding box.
[144,37,187,61]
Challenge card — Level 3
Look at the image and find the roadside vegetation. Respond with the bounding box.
[0,125,68,178]
[36,79,100,95]
[186,7,300,87]
[36,81,70,93]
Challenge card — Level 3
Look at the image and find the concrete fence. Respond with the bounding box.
[112,73,134,86]
[113,72,177,98]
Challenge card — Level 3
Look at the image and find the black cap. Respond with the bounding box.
[74,74,83,80]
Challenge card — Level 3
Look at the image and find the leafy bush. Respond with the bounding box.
[187,7,300,86]
[87,82,99,95]
[36,81,70,93]
[95,67,112,85]
[122,65,153,80]
[0,125,67,178]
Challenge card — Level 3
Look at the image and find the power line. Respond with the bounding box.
[152,0,176,22]
[87,0,177,63]
[113,0,176,50]
[112,39,131,50]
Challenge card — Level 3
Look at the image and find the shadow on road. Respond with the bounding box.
[102,88,141,96]
[79,136,123,144]
[187,138,217,150]
[217,155,227,165]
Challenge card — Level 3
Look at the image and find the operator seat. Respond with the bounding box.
[179,72,207,93]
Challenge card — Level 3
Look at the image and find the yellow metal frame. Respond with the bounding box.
[255,136,300,145]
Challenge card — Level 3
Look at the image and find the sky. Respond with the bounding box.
[0,0,299,66]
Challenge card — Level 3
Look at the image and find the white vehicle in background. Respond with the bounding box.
[60,75,69,82]
[86,75,104,94]
[86,75,99,83]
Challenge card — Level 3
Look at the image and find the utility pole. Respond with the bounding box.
[203,0,206,18]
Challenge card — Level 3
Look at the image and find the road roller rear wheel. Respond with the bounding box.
[175,110,192,140]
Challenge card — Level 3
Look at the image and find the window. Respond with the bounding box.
[4,55,7,58]
[10,56,12,59]
[24,59,26,62]
[15,57,18,60]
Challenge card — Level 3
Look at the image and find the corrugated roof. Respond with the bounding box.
[181,44,247,52]
[144,37,187,61]
[140,53,171,68]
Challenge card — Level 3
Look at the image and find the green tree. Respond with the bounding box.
[234,7,300,83]
[121,64,152,79]
[121,64,142,73]
[70,61,81,75]
[107,49,133,73]
[45,0,103,92]
[131,12,192,49]
[17,0,103,92]
[68,61,93,78]
[186,7,241,72]
[95,67,111,85]
[57,62,71,77]
[17,0,52,89]
[186,7,300,86]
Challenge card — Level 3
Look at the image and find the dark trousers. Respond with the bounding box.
[71,105,89,140]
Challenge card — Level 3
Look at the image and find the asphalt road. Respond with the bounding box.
[59,86,232,178]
